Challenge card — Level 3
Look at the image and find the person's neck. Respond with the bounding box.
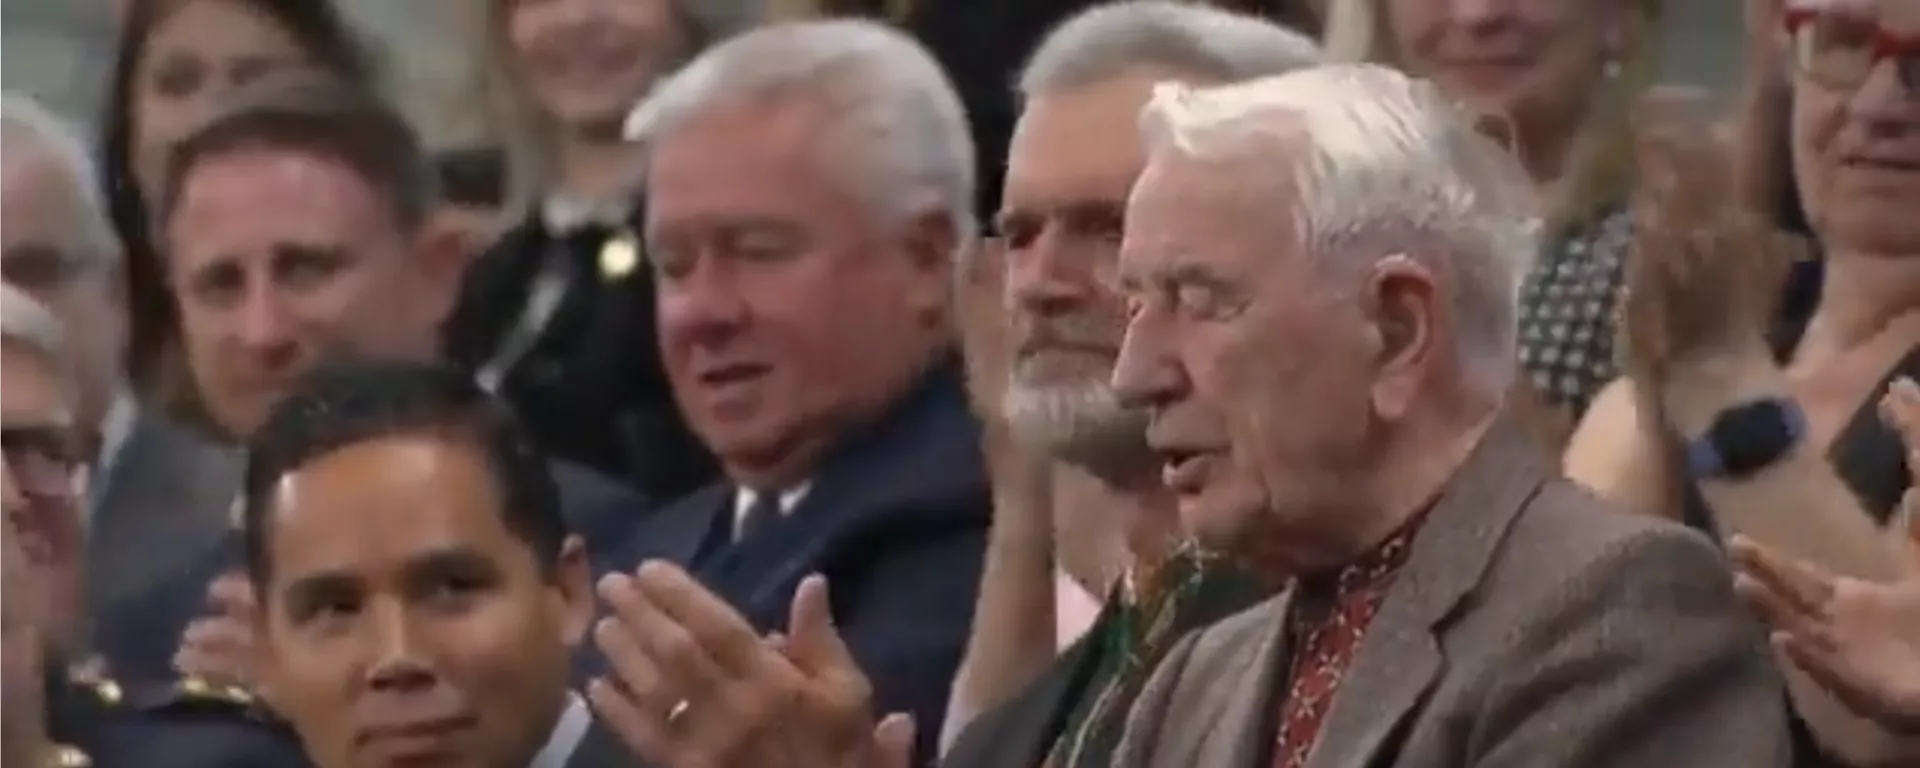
[552,130,648,204]
[1801,252,1920,356]
[1488,110,1576,193]
[1251,398,1496,585]
[1052,463,1179,591]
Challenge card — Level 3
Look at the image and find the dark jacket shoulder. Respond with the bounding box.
[53,674,309,768]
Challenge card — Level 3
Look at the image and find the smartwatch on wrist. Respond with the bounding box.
[1684,397,1808,480]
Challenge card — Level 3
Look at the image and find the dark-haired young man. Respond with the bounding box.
[241,359,631,768]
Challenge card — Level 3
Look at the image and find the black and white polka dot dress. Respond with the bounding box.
[1516,210,1634,418]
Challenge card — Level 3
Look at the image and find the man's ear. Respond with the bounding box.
[553,536,594,649]
[411,212,478,330]
[1363,254,1438,422]
[901,208,961,324]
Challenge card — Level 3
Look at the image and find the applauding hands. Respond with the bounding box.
[588,561,910,768]
[1729,378,1920,735]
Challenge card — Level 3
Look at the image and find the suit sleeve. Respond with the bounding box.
[1472,526,1795,768]
[832,515,987,766]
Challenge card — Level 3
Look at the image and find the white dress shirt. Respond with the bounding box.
[730,484,811,542]
[530,693,592,768]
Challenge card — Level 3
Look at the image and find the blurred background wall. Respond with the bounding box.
[3,0,1747,150]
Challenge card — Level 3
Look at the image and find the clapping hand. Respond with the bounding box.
[1730,533,1920,732]
[1880,377,1920,554]
[1619,119,1805,385]
[589,561,912,768]
[172,572,259,689]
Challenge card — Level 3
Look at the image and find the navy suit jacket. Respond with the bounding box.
[596,360,989,766]
[93,460,649,684]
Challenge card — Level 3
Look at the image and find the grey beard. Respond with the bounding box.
[1003,381,1154,479]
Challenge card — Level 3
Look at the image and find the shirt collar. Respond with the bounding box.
[530,693,592,768]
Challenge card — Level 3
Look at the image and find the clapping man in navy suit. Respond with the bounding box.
[583,19,990,767]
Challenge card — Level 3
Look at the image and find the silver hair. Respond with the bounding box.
[1002,2,1326,472]
[0,93,122,271]
[0,283,75,413]
[1139,64,1540,395]
[1018,0,1325,99]
[625,19,977,251]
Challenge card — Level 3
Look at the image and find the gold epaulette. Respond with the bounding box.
[175,676,255,708]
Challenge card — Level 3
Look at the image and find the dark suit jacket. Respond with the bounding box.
[443,211,717,500]
[92,460,649,684]
[596,360,990,765]
[85,406,242,621]
[1113,415,1795,768]
[566,721,634,768]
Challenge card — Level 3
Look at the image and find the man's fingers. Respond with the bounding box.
[871,713,916,768]
[207,573,257,619]
[586,676,683,766]
[787,575,855,673]
[634,560,769,676]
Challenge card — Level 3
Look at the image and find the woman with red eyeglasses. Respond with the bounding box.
[1566,0,1920,763]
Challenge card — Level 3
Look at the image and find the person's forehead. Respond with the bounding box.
[263,435,518,573]
[0,342,70,426]
[167,149,395,260]
[0,149,84,238]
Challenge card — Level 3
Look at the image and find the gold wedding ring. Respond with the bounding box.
[666,699,691,726]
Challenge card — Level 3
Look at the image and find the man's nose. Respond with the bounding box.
[233,285,302,357]
[1007,232,1102,315]
[364,604,434,691]
[658,260,750,342]
[1109,314,1180,410]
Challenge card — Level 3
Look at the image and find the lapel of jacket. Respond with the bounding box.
[1303,413,1549,768]
[1199,589,1293,768]
[646,485,731,568]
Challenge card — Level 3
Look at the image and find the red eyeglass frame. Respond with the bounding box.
[1781,7,1920,89]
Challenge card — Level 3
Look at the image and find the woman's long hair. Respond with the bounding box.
[465,0,761,224]
[99,0,376,430]
[1320,0,1664,237]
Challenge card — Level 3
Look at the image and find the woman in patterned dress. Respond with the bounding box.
[1321,0,1663,442]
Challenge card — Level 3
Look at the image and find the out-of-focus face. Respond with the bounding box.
[646,99,953,488]
[1385,0,1626,136]
[1,517,47,767]
[253,434,590,768]
[505,0,685,135]
[1789,0,1920,256]
[995,71,1169,471]
[0,146,128,433]
[0,342,83,651]
[1112,148,1384,572]
[130,0,311,203]
[162,148,461,438]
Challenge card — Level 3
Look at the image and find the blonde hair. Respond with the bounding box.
[1320,0,1662,236]
[464,0,763,222]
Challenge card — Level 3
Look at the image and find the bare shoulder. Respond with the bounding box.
[1563,378,1675,517]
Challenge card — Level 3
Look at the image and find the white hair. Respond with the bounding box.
[625,19,976,252]
[0,283,75,410]
[0,93,121,271]
[1139,64,1540,393]
[1018,0,1324,98]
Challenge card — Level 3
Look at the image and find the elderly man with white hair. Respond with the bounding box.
[1101,63,1792,768]
[582,17,989,768]
[0,93,242,623]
